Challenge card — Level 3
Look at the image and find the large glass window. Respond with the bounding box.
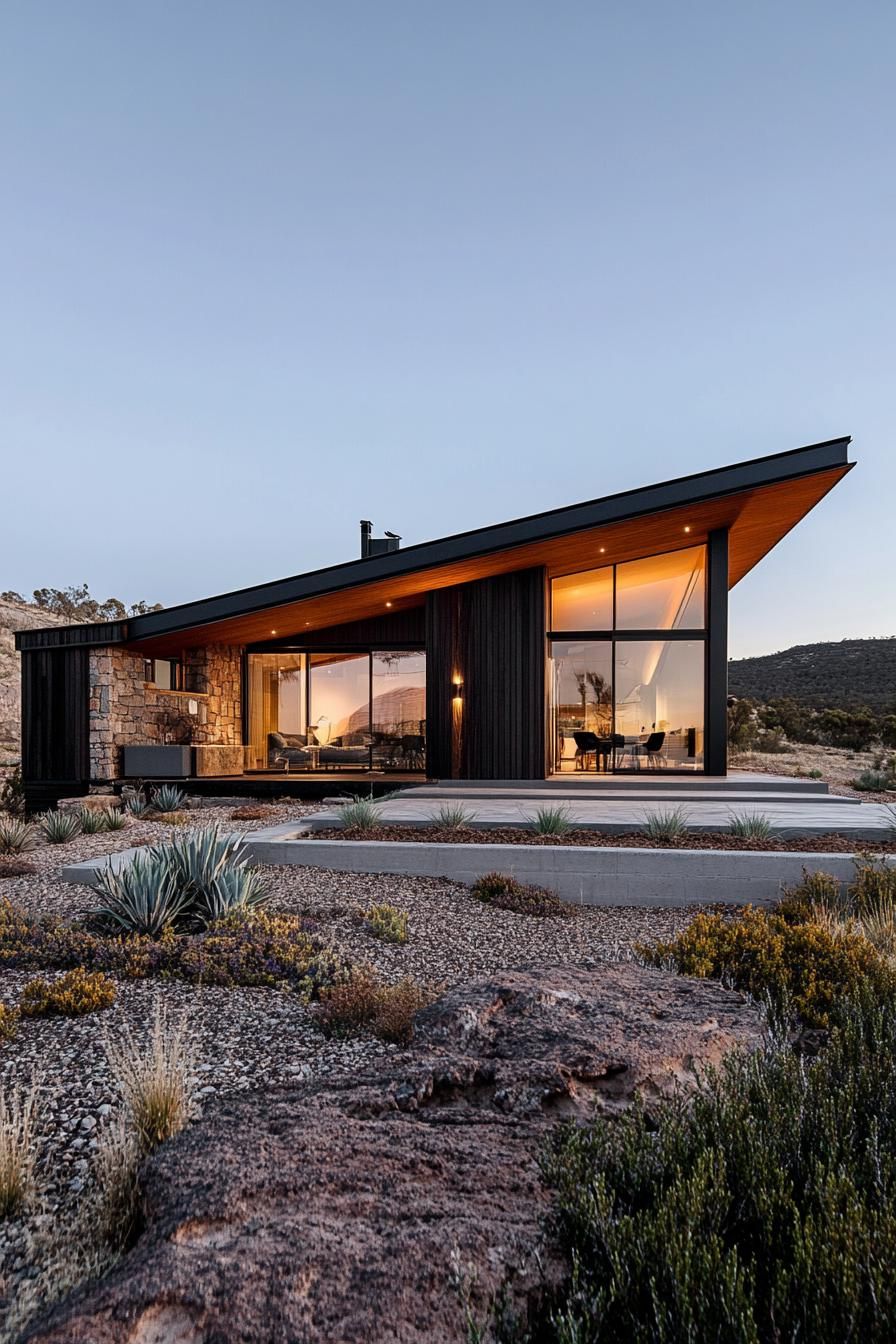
[247,649,426,772]
[551,566,613,630]
[615,546,705,630]
[613,640,704,768]
[549,642,612,773]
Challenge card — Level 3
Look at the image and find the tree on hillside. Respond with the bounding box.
[1,585,162,623]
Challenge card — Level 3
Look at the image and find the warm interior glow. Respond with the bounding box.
[614,546,705,630]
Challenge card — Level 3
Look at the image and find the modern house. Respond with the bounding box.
[16,437,853,808]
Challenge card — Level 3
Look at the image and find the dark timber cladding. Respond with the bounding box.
[705,528,729,776]
[20,648,90,810]
[426,568,546,779]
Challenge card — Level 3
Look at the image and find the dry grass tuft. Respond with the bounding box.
[105,1001,196,1153]
[0,1081,37,1218]
[317,966,427,1044]
[92,1111,142,1248]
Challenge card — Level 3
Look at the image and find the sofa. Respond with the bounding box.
[267,732,371,771]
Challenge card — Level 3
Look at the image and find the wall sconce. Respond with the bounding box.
[451,678,463,703]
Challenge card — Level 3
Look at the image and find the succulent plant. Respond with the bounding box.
[531,804,575,836]
[194,864,270,924]
[78,808,108,835]
[0,818,38,855]
[336,798,383,832]
[100,808,128,832]
[150,785,188,814]
[93,851,191,937]
[41,810,83,844]
[427,803,477,830]
[640,807,691,843]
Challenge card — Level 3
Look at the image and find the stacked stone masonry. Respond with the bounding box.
[89,645,242,780]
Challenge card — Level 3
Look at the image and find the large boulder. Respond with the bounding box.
[27,964,761,1344]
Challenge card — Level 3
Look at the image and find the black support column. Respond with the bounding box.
[705,527,729,776]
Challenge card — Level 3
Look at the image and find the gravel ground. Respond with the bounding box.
[0,800,702,1331]
[732,744,896,802]
[313,825,896,853]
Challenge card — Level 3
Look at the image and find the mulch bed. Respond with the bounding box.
[311,826,896,854]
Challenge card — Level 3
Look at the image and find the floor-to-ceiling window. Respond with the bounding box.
[548,545,706,772]
[246,648,426,772]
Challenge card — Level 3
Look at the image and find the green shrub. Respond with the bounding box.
[540,994,896,1344]
[337,797,383,832]
[727,810,774,839]
[0,818,38,855]
[0,1084,37,1218]
[852,769,895,793]
[19,968,116,1017]
[364,902,408,943]
[808,768,824,779]
[850,852,896,913]
[428,802,477,830]
[640,906,895,1027]
[471,872,574,917]
[531,805,575,836]
[0,768,25,817]
[100,808,128,832]
[641,806,691,843]
[124,793,152,818]
[150,785,187,813]
[41,810,82,844]
[316,967,425,1043]
[777,867,848,923]
[0,1004,17,1040]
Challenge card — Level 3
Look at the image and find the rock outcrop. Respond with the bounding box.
[27,964,761,1344]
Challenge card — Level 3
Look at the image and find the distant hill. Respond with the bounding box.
[728,638,896,713]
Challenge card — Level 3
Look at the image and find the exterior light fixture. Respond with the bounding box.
[386,601,393,607]
[452,678,463,702]
[271,629,277,635]
[683,526,691,533]
[599,547,606,554]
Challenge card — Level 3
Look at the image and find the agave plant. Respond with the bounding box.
[100,808,128,832]
[78,808,108,835]
[531,804,575,836]
[727,811,774,840]
[194,864,270,925]
[151,784,188,814]
[125,793,152,818]
[0,817,38,855]
[162,826,249,893]
[93,852,190,937]
[41,810,83,844]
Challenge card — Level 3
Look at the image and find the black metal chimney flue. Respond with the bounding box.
[360,521,401,559]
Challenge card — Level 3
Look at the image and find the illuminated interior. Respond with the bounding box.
[247,650,426,772]
[549,544,706,772]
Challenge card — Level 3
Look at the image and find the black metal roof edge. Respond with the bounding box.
[17,437,853,649]
[14,620,130,652]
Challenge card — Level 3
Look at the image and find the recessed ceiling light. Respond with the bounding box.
[684,526,691,533]
[271,629,277,635]
[385,601,393,608]
[599,547,606,554]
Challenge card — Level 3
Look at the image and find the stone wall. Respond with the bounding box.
[89,645,242,780]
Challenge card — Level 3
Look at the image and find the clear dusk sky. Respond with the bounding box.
[1,2,893,658]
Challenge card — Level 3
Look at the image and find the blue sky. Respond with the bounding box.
[1,2,893,658]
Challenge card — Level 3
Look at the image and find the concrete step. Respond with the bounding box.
[428,775,831,796]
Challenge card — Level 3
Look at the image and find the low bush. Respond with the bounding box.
[640,905,895,1026]
[531,805,575,837]
[154,811,189,827]
[540,993,896,1344]
[230,805,268,821]
[640,806,691,843]
[852,769,896,793]
[0,818,38,855]
[41,810,82,844]
[101,808,128,832]
[471,871,574,918]
[0,767,25,817]
[124,793,152,819]
[428,803,477,830]
[363,902,408,944]
[317,967,426,1044]
[0,1004,17,1040]
[0,858,36,879]
[78,808,111,835]
[0,897,340,998]
[0,1083,37,1218]
[91,1112,141,1249]
[337,798,383,832]
[777,867,848,923]
[19,968,117,1018]
[105,1002,194,1153]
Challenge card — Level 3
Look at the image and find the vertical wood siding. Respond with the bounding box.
[426,568,546,779]
[21,648,90,806]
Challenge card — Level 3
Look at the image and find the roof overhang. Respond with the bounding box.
[15,437,854,655]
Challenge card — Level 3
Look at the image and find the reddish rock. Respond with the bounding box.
[27,964,760,1344]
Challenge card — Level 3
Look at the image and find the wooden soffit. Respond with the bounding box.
[128,463,850,654]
